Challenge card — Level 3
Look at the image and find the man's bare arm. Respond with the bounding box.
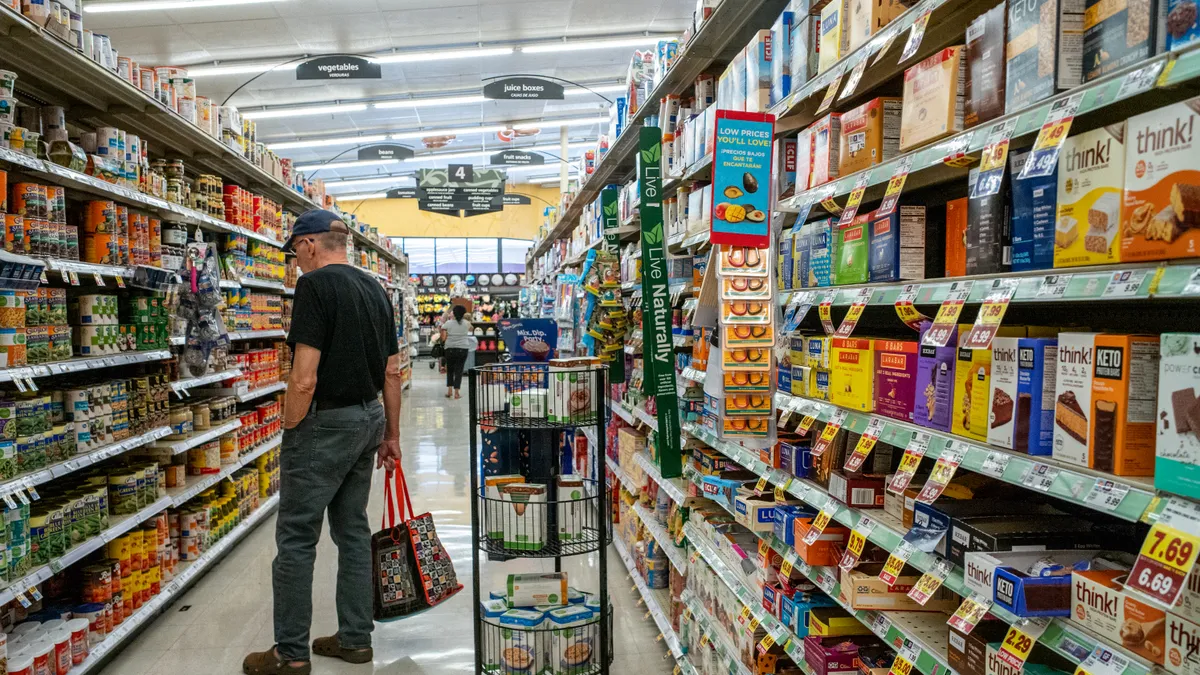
[377,351,404,471]
[283,344,321,429]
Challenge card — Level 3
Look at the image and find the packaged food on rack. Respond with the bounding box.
[900,47,967,152]
[1055,125,1126,268]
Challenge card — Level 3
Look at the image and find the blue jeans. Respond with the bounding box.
[273,400,385,661]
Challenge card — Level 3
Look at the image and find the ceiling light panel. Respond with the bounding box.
[84,0,286,12]
[521,36,673,54]
[370,47,515,64]
[243,103,368,120]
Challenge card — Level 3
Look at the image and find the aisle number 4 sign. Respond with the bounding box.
[1127,496,1200,607]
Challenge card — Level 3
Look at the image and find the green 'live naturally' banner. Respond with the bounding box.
[637,127,682,479]
[600,186,624,383]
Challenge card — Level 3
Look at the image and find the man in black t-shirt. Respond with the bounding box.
[244,210,403,675]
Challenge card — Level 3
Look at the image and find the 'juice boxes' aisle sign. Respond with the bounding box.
[710,111,777,248]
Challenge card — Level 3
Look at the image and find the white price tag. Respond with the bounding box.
[1020,463,1059,492]
[1116,60,1166,100]
[24,481,39,501]
[1184,268,1200,296]
[871,612,892,636]
[27,586,41,601]
[94,273,105,286]
[1036,274,1071,299]
[15,489,29,506]
[979,451,1011,478]
[3,493,17,509]
[15,592,30,608]
[1102,269,1148,298]
[1083,479,1131,511]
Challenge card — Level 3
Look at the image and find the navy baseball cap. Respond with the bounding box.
[283,209,350,253]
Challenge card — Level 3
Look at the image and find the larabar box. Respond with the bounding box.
[874,339,920,423]
[1053,333,1101,468]
[1090,334,1160,475]
[900,46,966,152]
[1122,99,1200,262]
[840,97,903,176]
[830,338,876,412]
[1073,569,1166,665]
[946,197,968,276]
[1055,125,1126,268]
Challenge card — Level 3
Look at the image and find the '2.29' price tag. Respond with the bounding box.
[1127,496,1200,608]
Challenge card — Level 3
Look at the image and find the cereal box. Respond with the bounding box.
[1004,0,1084,113]
[1091,334,1159,475]
[915,321,957,433]
[874,339,919,422]
[1121,100,1200,261]
[830,338,875,412]
[1157,334,1200,500]
[988,337,1057,455]
[1052,333,1101,468]
[965,3,1007,127]
[839,97,902,176]
[900,47,966,152]
[1054,125,1126,267]
[819,0,850,73]
[810,113,843,188]
[1083,0,1163,81]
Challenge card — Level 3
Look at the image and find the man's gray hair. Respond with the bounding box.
[317,219,350,251]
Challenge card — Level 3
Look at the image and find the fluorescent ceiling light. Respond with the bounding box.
[522,36,673,54]
[294,158,400,172]
[270,121,603,152]
[388,124,510,140]
[243,103,368,120]
[335,192,389,201]
[513,116,607,130]
[326,176,415,190]
[373,95,488,110]
[371,47,514,64]
[85,0,285,12]
[564,84,627,96]
[269,134,388,151]
[187,62,291,78]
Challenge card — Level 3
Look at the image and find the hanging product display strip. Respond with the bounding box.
[637,127,682,479]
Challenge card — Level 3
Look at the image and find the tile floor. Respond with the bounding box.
[100,363,677,674]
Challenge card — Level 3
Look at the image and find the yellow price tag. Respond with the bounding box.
[675,666,682,675]
[1033,119,1071,151]
[820,197,843,214]
[699,634,710,648]
[889,655,915,675]
[798,415,817,435]
[1149,265,1168,295]
[748,617,761,633]
[896,450,922,474]
[758,634,775,653]
[933,298,964,324]
[847,529,867,557]
[817,302,832,324]
[758,539,770,558]
[781,558,794,577]
[774,484,786,502]
[998,625,1037,669]
[740,606,752,624]
[843,302,865,325]
[755,476,768,495]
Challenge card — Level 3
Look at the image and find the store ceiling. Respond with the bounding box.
[85,0,695,185]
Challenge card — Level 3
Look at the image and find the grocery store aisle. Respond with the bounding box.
[103,363,674,674]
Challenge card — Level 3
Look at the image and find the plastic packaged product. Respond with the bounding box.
[508,572,568,607]
[480,598,509,671]
[497,608,544,674]
[547,605,595,675]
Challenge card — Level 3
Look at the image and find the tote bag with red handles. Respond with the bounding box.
[372,463,463,621]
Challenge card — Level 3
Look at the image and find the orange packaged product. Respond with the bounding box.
[945,197,967,276]
[11,183,46,220]
[1090,334,1160,476]
[83,200,116,234]
[1122,98,1200,261]
[82,233,117,265]
[5,214,25,253]
[792,516,849,566]
[1073,568,1165,664]
[0,169,6,211]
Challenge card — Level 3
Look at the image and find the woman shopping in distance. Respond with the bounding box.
[440,303,473,399]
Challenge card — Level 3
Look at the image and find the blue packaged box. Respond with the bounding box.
[771,11,796,106]
[773,504,809,546]
[911,501,955,558]
[780,227,795,290]
[1167,0,1200,50]
[745,30,773,112]
[780,440,811,479]
[993,563,1082,617]
[783,594,837,637]
[1008,150,1056,271]
[807,218,835,287]
[779,363,793,393]
[611,96,627,139]
[987,337,1057,456]
[763,583,784,619]
[793,217,811,288]
[868,209,899,282]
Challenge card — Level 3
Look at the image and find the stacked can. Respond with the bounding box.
[0,289,26,367]
[80,200,116,265]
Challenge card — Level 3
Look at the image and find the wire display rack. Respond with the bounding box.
[468,363,612,675]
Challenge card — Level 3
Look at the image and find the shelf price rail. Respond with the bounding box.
[613,536,699,675]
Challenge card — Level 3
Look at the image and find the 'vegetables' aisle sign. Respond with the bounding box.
[710,111,776,247]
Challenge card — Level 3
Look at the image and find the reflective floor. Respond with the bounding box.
[102,363,677,674]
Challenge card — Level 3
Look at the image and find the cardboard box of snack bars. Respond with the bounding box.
[1055,125,1126,268]
[839,97,902,176]
[1073,567,1166,665]
[840,562,959,611]
[900,46,966,152]
[1158,334,1200,501]
[1122,98,1200,262]
[1004,0,1084,114]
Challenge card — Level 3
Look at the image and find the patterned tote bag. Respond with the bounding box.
[372,463,463,621]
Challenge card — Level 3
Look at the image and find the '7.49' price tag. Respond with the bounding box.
[1019,92,1085,179]
[970,119,1019,198]
[1127,496,1200,608]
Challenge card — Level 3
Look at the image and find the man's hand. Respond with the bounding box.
[377,437,402,471]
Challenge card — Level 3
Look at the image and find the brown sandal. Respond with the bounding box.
[312,635,373,664]
[243,648,311,675]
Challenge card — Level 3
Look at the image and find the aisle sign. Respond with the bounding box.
[898,10,932,62]
[835,287,874,338]
[922,281,974,347]
[963,278,1020,350]
[838,172,874,227]
[894,284,927,330]
[1019,93,1084,179]
[1127,496,1200,608]
[710,111,776,247]
[811,409,848,458]
[358,144,415,161]
[483,76,565,100]
[970,119,1019,198]
[416,168,507,215]
[845,418,885,472]
[879,540,916,585]
[916,442,967,503]
[818,292,837,335]
[839,516,877,570]
[638,128,683,479]
[296,55,381,80]
[947,592,994,634]
[876,155,914,218]
[888,432,931,493]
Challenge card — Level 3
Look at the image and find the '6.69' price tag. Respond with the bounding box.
[1127,496,1200,608]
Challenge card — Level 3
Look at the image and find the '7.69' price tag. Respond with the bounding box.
[1127,496,1200,608]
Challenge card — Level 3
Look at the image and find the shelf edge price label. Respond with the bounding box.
[888,432,931,494]
[907,557,953,606]
[941,130,978,167]
[816,70,845,115]
[1020,92,1085,179]
[845,417,886,472]
[1116,59,1167,100]
[840,516,877,571]
[947,592,994,634]
[783,291,817,333]
[818,291,838,335]
[1083,478,1130,512]
[963,278,1019,350]
[811,409,848,458]
[803,504,838,546]
[798,414,818,436]
[970,119,1019,198]
[879,540,916,585]
[872,30,900,66]
[979,451,1011,479]
[1127,496,1200,608]
[1036,274,1072,299]
[1020,462,1059,493]
[998,619,1049,670]
[837,171,874,228]
[757,538,771,564]
[922,281,974,347]
[1074,646,1131,675]
[916,441,966,504]
[839,57,869,102]
[835,287,874,338]
[894,283,927,330]
[876,155,914,218]
[888,653,915,675]
[897,9,932,63]
[1102,269,1149,298]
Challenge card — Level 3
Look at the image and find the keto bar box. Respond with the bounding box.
[987,337,1057,455]
[1083,0,1165,81]
[874,339,919,423]
[1009,149,1057,271]
[1157,334,1200,500]
[1004,0,1084,113]
[1121,99,1200,262]
[1091,334,1160,475]
[1056,125,1125,268]
[915,321,957,432]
